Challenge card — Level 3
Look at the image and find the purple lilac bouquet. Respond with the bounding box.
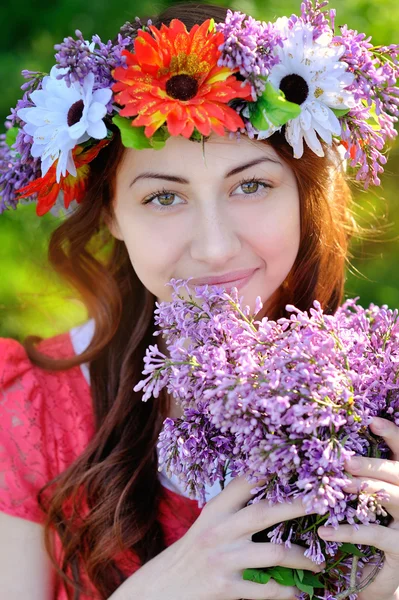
[134,280,399,599]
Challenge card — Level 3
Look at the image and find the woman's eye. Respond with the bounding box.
[154,192,176,206]
[234,180,270,195]
[143,191,183,210]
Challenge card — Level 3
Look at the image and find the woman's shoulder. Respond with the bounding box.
[0,324,95,523]
[0,325,94,428]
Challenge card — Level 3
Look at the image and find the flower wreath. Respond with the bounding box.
[0,0,398,216]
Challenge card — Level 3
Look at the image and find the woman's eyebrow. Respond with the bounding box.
[130,172,188,187]
[225,157,281,177]
[129,157,281,188]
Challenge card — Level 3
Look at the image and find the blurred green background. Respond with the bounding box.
[0,0,398,341]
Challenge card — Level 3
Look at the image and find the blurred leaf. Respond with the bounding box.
[5,127,19,148]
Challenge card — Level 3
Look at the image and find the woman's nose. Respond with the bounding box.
[189,206,241,267]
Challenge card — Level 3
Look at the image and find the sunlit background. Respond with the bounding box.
[1,0,398,341]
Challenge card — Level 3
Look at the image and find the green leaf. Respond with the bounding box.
[366,102,381,131]
[301,571,324,587]
[330,108,351,118]
[296,569,305,582]
[294,572,315,599]
[208,18,216,32]
[190,128,203,142]
[266,566,296,586]
[249,82,301,130]
[5,126,19,149]
[340,543,366,558]
[243,568,272,584]
[112,115,169,150]
[243,566,298,587]
[150,126,170,149]
[112,115,153,149]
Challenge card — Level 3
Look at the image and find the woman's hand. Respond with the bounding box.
[113,475,324,600]
[318,417,399,600]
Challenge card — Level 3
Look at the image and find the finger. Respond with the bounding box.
[234,576,299,600]
[227,496,311,538]
[345,455,399,487]
[207,475,267,514]
[342,477,399,518]
[236,540,325,571]
[318,523,399,554]
[358,557,398,600]
[369,417,399,461]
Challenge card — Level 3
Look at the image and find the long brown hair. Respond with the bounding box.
[23,4,357,598]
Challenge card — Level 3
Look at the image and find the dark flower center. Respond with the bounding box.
[279,74,309,105]
[166,74,199,101]
[67,100,84,127]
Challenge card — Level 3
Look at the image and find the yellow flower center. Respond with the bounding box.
[171,53,209,77]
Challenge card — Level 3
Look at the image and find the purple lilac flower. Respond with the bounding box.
[54,29,131,112]
[216,10,283,99]
[134,280,397,595]
[158,404,235,506]
[292,0,335,39]
[1,72,43,212]
[355,484,389,523]
[0,129,41,213]
[8,70,43,129]
[333,26,399,187]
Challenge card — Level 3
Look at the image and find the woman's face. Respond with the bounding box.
[109,134,300,315]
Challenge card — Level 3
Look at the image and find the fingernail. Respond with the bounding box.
[371,417,386,434]
[318,527,335,539]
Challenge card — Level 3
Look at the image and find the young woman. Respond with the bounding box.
[1,3,399,600]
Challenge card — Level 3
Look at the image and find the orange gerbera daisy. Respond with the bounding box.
[16,140,109,216]
[112,19,252,139]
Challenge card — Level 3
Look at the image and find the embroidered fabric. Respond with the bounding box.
[0,330,203,599]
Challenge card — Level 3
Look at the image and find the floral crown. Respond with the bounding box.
[1,1,398,216]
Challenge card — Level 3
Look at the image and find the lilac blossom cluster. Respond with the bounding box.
[216,11,283,99]
[295,0,336,38]
[333,26,399,187]
[0,71,43,213]
[135,281,399,596]
[0,125,41,214]
[53,29,131,101]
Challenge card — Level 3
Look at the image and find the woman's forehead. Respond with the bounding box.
[119,135,284,182]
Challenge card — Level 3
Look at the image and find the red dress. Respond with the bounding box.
[0,331,202,599]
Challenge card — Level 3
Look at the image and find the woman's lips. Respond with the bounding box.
[189,268,258,289]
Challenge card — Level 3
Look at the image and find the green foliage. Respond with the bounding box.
[0,204,86,340]
[249,82,302,129]
[0,0,398,340]
[5,127,18,149]
[112,115,169,149]
[243,566,324,597]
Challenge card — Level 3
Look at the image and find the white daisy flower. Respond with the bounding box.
[267,17,356,158]
[17,66,112,182]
